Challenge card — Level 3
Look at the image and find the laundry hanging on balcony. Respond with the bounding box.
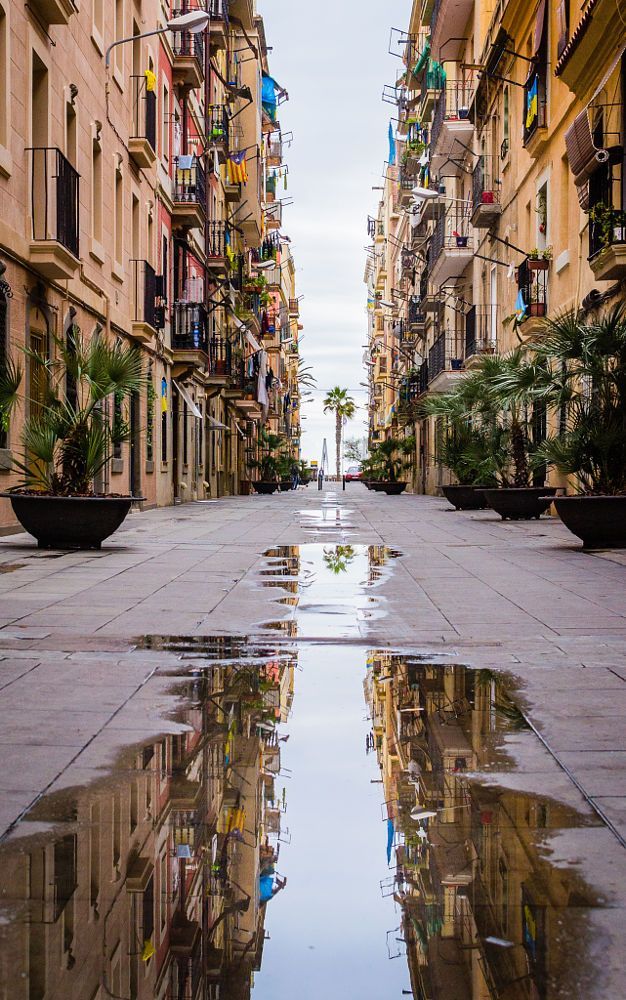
[262,73,287,121]
[413,42,430,77]
[388,122,396,166]
[144,69,156,92]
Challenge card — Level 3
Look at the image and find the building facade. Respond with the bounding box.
[0,0,301,530]
[365,0,626,494]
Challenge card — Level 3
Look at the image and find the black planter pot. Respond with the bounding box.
[441,485,490,511]
[372,481,407,496]
[252,482,279,495]
[481,487,557,520]
[552,495,626,549]
[1,493,139,549]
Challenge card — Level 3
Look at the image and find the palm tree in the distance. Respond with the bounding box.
[323,387,356,479]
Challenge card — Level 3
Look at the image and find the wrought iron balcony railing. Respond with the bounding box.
[206,220,229,259]
[428,204,473,268]
[173,156,206,208]
[29,147,79,257]
[172,301,208,353]
[464,305,499,358]
[471,155,501,217]
[210,337,232,376]
[430,81,475,154]
[428,330,464,381]
[207,104,229,145]
[170,10,204,63]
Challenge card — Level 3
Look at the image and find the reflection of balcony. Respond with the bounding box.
[430,82,475,175]
[171,12,205,88]
[129,76,156,168]
[28,147,80,280]
[172,302,209,364]
[172,156,206,229]
[428,207,474,286]
[471,156,502,228]
[464,305,498,363]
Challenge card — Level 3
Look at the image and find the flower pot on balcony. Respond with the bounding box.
[441,485,489,510]
[481,191,495,204]
[459,107,470,119]
[1,493,140,549]
[481,487,557,521]
[450,358,464,370]
[529,302,546,317]
[527,259,549,271]
[455,236,469,248]
[550,495,626,549]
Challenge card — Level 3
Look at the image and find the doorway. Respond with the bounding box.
[129,390,141,497]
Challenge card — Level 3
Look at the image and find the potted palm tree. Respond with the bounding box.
[0,333,146,549]
[323,386,356,479]
[250,431,287,494]
[367,437,412,494]
[496,306,626,547]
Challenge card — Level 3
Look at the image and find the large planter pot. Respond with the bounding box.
[441,485,490,511]
[373,481,407,496]
[481,487,558,521]
[551,495,626,549]
[1,493,138,549]
[252,481,278,495]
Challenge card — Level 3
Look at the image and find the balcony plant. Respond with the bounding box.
[490,306,626,546]
[589,202,626,251]
[0,333,146,549]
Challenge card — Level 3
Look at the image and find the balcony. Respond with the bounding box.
[289,298,300,317]
[589,204,626,281]
[207,0,229,52]
[464,305,498,364]
[131,261,158,342]
[430,82,475,176]
[471,156,502,229]
[207,105,230,162]
[398,170,414,208]
[430,0,473,62]
[523,70,548,152]
[28,147,80,280]
[172,302,209,363]
[210,337,232,378]
[516,258,548,342]
[428,330,465,391]
[428,205,474,287]
[266,134,283,167]
[419,60,447,121]
[171,156,206,229]
[265,200,282,231]
[129,76,157,168]
[171,11,205,89]
[206,221,230,275]
[29,0,76,24]
[408,299,427,335]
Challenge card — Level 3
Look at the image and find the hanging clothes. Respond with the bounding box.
[257,351,269,416]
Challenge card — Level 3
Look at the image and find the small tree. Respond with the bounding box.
[323,387,356,478]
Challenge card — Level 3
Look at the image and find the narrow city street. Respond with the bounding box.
[0,487,625,997]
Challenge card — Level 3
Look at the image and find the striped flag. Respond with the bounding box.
[227,151,248,185]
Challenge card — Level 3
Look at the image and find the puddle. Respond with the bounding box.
[0,638,613,999]
[257,544,399,638]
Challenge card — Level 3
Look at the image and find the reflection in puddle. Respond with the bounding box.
[0,639,609,999]
[258,544,399,638]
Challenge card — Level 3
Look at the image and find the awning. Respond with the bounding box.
[246,330,263,353]
[173,380,202,420]
[564,109,609,186]
[207,414,229,431]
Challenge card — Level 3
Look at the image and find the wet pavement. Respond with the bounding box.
[0,486,625,997]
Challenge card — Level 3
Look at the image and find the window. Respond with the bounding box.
[66,320,78,410]
[502,86,509,159]
[65,101,77,167]
[93,0,103,41]
[114,163,123,268]
[523,3,548,145]
[114,0,124,76]
[556,0,569,59]
[182,398,188,465]
[92,138,103,246]
[162,83,170,160]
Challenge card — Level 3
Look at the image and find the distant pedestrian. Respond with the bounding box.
[318,468,324,491]
[291,463,300,490]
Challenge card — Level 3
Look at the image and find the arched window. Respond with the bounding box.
[65,316,78,411]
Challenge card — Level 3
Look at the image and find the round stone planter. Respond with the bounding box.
[1,493,139,549]
[552,495,626,549]
[374,481,407,496]
[441,485,490,511]
[252,482,279,495]
[481,487,557,520]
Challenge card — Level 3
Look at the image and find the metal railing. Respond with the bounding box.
[428,204,473,267]
[170,10,205,63]
[266,134,283,162]
[207,104,229,144]
[471,155,500,216]
[589,198,626,259]
[130,75,156,149]
[517,258,548,320]
[208,0,229,21]
[29,147,79,257]
[173,156,206,208]
[210,337,232,376]
[409,299,426,328]
[206,220,229,258]
[172,301,208,352]
[428,330,464,381]
[464,305,499,357]
[132,260,157,329]
[523,69,547,145]
[430,81,475,153]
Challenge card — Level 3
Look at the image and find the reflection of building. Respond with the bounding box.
[0,647,294,999]
[366,653,593,999]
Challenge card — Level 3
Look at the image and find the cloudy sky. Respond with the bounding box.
[261,0,410,468]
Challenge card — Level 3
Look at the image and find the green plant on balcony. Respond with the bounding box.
[589,202,626,252]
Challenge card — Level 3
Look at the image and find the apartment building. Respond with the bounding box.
[366,0,626,494]
[0,0,301,530]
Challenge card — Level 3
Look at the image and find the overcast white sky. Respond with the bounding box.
[260,0,410,467]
